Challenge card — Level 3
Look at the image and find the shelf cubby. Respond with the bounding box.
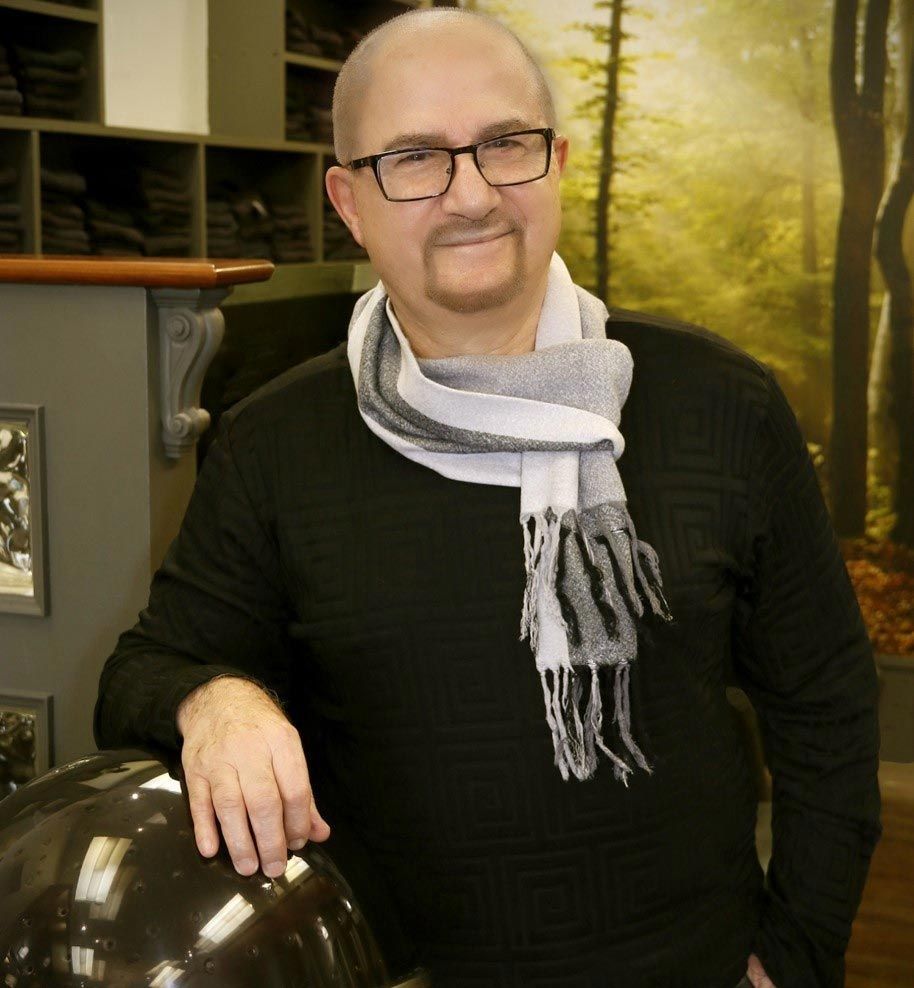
[39,131,198,256]
[0,2,100,123]
[0,125,33,250]
[285,62,334,146]
[205,144,319,263]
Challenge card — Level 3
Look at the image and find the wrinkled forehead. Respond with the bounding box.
[356,27,545,156]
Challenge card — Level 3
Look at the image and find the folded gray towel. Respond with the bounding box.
[17,64,87,83]
[41,167,87,195]
[12,45,84,70]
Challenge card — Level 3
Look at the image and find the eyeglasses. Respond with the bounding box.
[346,128,556,202]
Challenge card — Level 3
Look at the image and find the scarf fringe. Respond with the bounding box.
[539,663,652,784]
[522,506,667,783]
[521,508,563,653]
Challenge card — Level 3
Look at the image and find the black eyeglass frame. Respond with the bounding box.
[346,127,557,202]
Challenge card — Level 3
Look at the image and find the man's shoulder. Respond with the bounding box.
[607,305,770,377]
[221,341,352,436]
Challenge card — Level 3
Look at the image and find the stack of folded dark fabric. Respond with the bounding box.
[308,104,333,144]
[85,162,191,256]
[85,198,145,257]
[286,6,364,61]
[323,197,365,261]
[286,97,332,144]
[269,202,313,263]
[138,165,192,255]
[11,44,86,120]
[0,43,23,117]
[231,190,273,258]
[285,80,310,142]
[285,10,365,60]
[0,165,23,253]
[307,23,348,59]
[207,184,313,264]
[286,76,333,144]
[206,198,242,258]
[286,7,323,57]
[41,166,90,254]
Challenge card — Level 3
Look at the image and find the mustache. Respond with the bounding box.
[430,222,516,247]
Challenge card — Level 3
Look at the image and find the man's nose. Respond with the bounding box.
[439,150,500,216]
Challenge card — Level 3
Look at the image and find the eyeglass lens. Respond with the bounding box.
[377,132,549,201]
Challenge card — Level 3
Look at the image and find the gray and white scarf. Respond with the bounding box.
[346,251,672,784]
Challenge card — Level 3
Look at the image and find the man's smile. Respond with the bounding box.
[437,230,513,249]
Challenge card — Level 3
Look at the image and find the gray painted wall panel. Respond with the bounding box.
[1,283,195,764]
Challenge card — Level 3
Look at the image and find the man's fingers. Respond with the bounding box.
[271,728,330,848]
[185,772,220,857]
[210,769,260,876]
[236,762,289,878]
[746,953,778,988]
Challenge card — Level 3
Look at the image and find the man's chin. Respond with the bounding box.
[425,257,525,314]
[425,277,524,314]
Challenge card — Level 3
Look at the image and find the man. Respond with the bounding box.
[94,8,882,988]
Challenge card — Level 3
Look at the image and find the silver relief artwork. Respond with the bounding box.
[0,709,37,798]
[0,420,32,598]
[0,692,53,801]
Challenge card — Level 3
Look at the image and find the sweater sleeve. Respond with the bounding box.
[731,368,883,988]
[93,412,295,754]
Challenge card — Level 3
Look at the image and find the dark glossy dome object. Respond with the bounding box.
[0,749,428,987]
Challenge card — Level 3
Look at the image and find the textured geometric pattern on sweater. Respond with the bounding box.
[94,309,882,988]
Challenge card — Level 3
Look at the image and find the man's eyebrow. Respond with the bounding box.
[380,117,536,153]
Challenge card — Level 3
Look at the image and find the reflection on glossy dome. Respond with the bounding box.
[0,749,428,987]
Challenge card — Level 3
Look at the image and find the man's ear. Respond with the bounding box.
[325,165,365,246]
[554,135,570,175]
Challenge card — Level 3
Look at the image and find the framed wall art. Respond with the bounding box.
[0,404,48,616]
[0,689,53,800]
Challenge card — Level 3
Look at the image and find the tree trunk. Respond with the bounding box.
[797,21,828,445]
[873,0,914,545]
[800,24,819,282]
[595,0,624,304]
[868,296,896,498]
[829,0,890,536]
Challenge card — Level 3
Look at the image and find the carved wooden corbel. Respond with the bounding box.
[151,287,230,459]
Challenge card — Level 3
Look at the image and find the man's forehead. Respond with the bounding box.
[355,24,543,158]
[378,115,540,153]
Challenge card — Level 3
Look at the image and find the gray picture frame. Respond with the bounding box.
[0,690,54,797]
[0,404,48,616]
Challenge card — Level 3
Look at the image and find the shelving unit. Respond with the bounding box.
[0,0,430,287]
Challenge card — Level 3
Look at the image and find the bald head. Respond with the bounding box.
[331,7,556,165]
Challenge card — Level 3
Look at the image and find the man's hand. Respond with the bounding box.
[746,953,778,988]
[177,676,331,878]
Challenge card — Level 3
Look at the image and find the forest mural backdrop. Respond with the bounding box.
[464,0,913,654]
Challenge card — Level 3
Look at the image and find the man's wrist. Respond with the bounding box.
[176,674,267,737]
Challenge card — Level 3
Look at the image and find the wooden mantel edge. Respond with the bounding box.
[0,255,275,289]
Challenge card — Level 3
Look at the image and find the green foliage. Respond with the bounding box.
[549,0,848,431]
[471,0,904,447]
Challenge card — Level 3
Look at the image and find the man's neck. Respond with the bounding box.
[387,273,548,358]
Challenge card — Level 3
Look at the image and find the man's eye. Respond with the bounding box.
[400,151,432,164]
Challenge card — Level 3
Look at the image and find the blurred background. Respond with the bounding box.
[471,0,914,664]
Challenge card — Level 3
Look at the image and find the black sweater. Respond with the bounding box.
[94,307,882,988]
